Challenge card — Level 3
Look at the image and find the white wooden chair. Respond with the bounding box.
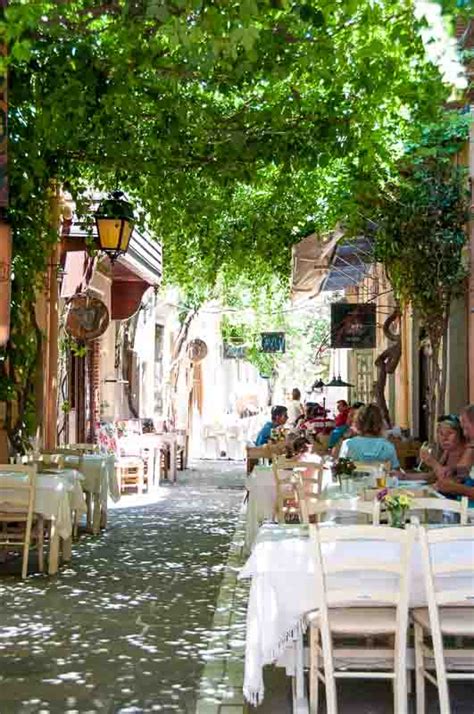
[408,497,468,526]
[272,456,322,523]
[308,523,415,714]
[299,492,381,526]
[412,525,474,714]
[0,464,44,578]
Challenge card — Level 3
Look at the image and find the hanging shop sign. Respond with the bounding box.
[187,338,208,362]
[330,303,376,349]
[65,295,110,342]
[223,342,247,360]
[261,331,286,353]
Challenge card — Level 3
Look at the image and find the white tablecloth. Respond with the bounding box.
[65,454,119,504]
[0,470,86,540]
[239,523,474,705]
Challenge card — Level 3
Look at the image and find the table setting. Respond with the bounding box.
[0,467,87,574]
[239,521,474,710]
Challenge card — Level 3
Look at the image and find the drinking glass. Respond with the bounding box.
[415,441,434,472]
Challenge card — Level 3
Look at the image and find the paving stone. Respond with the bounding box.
[0,461,245,713]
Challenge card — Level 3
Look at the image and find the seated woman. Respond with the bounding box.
[339,403,399,470]
[420,414,471,481]
[428,409,474,502]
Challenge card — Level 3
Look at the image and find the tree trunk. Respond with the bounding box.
[437,309,450,420]
[426,337,440,444]
[167,308,197,425]
[373,306,401,427]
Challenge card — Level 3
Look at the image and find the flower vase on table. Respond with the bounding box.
[388,507,409,529]
[377,489,413,529]
[334,457,357,493]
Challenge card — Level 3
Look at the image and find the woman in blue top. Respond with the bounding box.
[339,404,399,469]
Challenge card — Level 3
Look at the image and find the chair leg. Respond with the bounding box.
[395,629,408,714]
[320,625,337,714]
[414,622,425,714]
[309,626,320,714]
[430,625,451,714]
[22,515,34,579]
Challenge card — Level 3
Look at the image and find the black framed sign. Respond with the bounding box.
[261,331,286,353]
[330,303,376,349]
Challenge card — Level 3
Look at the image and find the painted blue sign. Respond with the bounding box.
[261,332,286,353]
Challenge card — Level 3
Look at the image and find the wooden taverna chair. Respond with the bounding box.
[0,464,44,578]
[412,525,474,714]
[307,523,415,713]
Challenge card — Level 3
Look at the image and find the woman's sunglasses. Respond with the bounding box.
[437,414,460,426]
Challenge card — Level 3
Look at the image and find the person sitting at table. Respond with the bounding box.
[298,403,328,430]
[433,406,474,502]
[328,400,350,449]
[419,414,471,480]
[339,403,400,469]
[255,405,288,446]
[287,388,304,427]
[285,432,311,459]
[329,402,365,455]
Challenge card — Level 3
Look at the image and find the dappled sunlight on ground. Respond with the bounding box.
[0,462,245,713]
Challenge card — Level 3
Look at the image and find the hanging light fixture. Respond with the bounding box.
[326,375,354,388]
[311,378,326,391]
[94,190,135,262]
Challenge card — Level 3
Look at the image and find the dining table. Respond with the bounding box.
[0,468,87,575]
[63,453,119,534]
[239,519,473,713]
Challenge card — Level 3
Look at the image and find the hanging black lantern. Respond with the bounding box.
[311,379,326,391]
[326,374,354,388]
[94,191,135,261]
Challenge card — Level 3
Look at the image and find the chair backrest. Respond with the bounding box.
[310,523,414,608]
[37,453,65,470]
[409,497,468,525]
[69,443,98,454]
[0,464,37,512]
[311,523,414,667]
[299,492,381,525]
[43,449,84,472]
[272,455,312,521]
[419,525,474,608]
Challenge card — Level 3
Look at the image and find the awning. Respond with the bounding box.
[321,235,374,292]
[290,226,344,303]
[291,228,374,300]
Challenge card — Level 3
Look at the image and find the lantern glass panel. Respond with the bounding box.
[96,218,122,251]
